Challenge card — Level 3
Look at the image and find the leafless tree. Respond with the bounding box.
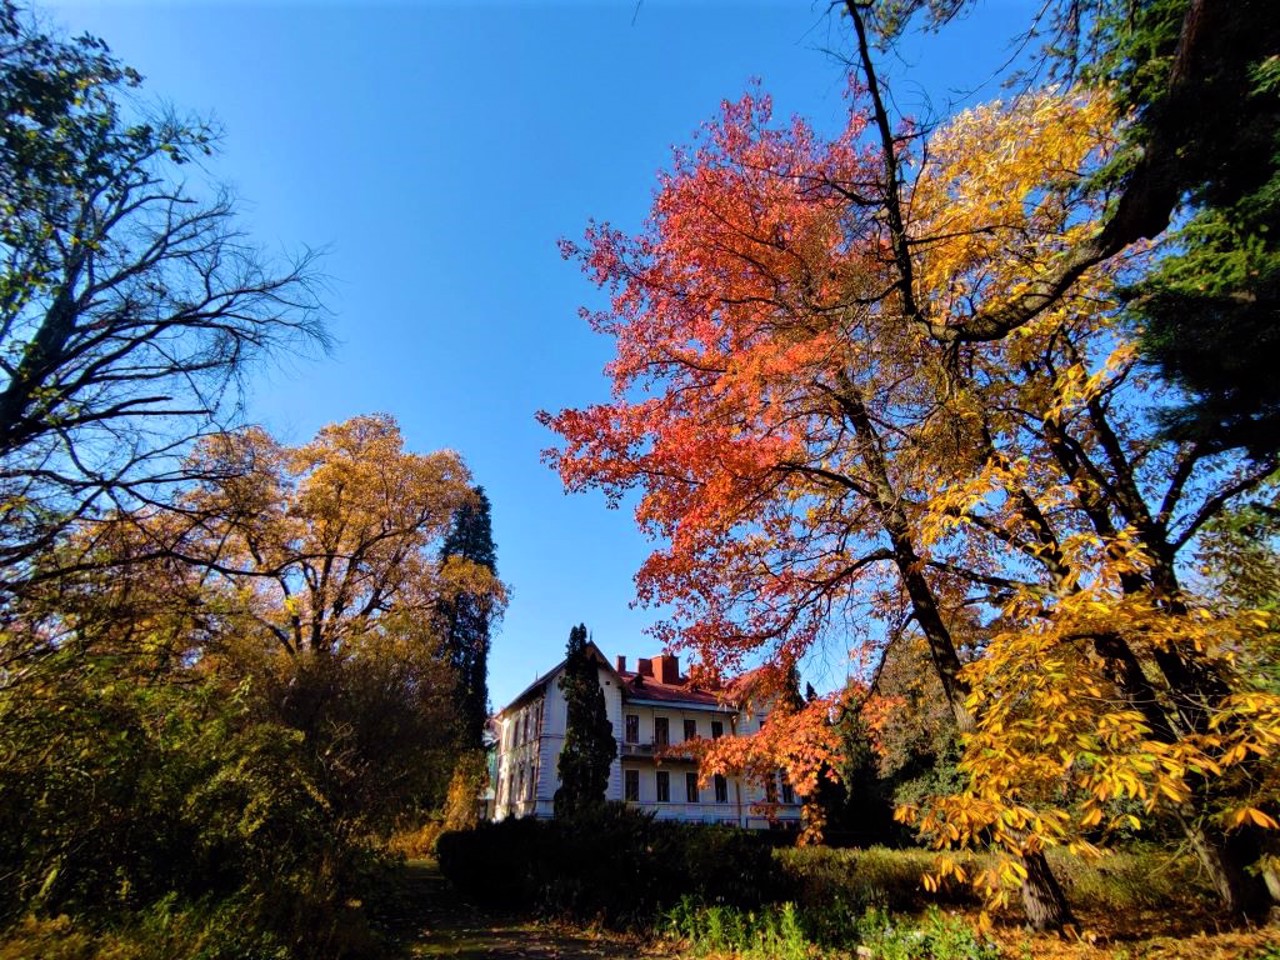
[0,5,329,592]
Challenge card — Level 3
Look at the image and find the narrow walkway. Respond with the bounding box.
[400,861,669,960]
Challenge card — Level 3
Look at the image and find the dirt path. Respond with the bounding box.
[399,861,671,960]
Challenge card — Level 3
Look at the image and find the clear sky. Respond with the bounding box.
[46,0,1034,709]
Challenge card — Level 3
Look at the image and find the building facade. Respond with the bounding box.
[491,644,800,829]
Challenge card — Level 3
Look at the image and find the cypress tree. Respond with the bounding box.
[440,486,498,748]
[554,624,616,818]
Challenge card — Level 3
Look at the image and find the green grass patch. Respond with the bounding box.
[777,846,984,914]
[664,898,811,960]
[775,844,1211,918]
[664,898,999,960]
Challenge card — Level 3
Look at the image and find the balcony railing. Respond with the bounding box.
[619,738,696,761]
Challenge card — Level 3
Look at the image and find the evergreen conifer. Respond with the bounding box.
[440,487,499,748]
[554,624,616,817]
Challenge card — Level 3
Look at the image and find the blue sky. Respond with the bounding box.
[47,0,1033,708]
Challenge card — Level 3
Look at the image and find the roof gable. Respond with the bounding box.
[495,639,620,716]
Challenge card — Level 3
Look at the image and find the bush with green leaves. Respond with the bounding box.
[0,654,401,959]
[665,898,809,960]
[855,907,999,960]
[774,845,1211,920]
[665,898,999,960]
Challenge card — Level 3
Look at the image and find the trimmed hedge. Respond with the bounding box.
[437,804,781,925]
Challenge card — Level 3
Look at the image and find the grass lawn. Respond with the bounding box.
[413,848,1280,960]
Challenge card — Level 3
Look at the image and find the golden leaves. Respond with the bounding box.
[178,415,499,658]
[547,71,1280,916]
[910,90,1119,330]
[907,591,1280,905]
[1230,807,1280,830]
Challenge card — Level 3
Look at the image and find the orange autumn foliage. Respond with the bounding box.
[543,77,1280,911]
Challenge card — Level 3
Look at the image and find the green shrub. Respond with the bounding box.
[856,907,999,960]
[1044,846,1211,913]
[665,899,997,960]
[664,898,810,960]
[0,664,402,959]
[776,845,1210,920]
[436,815,549,907]
[659,816,784,907]
[0,901,291,960]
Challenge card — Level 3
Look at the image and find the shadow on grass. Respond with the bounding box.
[398,860,663,960]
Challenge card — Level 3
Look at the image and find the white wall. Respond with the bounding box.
[495,661,627,819]
[493,669,800,828]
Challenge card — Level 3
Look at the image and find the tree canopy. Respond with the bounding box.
[0,413,495,951]
[860,0,1280,454]
[439,485,503,748]
[0,0,327,592]
[542,27,1280,921]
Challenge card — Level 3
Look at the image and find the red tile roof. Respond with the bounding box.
[617,670,736,711]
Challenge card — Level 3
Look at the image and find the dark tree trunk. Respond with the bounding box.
[838,382,1076,931]
[1259,832,1280,907]
[1020,849,1075,932]
[1183,816,1280,920]
[1183,817,1266,919]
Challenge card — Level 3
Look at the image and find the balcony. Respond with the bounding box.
[619,739,697,763]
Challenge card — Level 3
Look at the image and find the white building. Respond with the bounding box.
[491,643,801,829]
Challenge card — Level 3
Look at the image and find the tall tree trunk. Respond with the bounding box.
[1181,812,1272,920]
[1021,849,1076,932]
[841,382,1075,931]
[1092,626,1275,920]
[1043,411,1275,922]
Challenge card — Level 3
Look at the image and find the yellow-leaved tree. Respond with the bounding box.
[544,46,1278,925]
[127,413,508,824]
[888,85,1280,917]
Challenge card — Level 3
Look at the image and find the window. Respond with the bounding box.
[686,772,700,803]
[714,774,728,804]
[527,768,536,800]
[781,777,795,805]
[683,718,697,741]
[711,720,723,740]
[654,716,669,747]
[657,771,670,803]
[625,714,639,743]
[625,769,639,802]
[516,767,524,802]
[765,774,777,804]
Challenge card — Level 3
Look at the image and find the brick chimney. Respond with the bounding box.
[615,655,627,673]
[657,653,680,685]
[637,657,654,678]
